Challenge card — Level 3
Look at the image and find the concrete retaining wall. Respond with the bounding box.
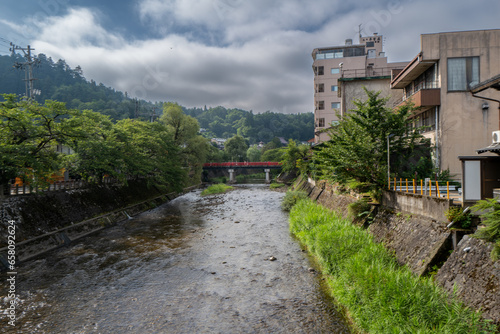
[435,236,500,323]
[0,181,199,267]
[381,190,453,222]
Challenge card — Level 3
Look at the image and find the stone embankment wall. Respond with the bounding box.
[298,178,499,324]
[0,181,197,265]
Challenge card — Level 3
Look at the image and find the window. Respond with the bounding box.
[318,118,325,127]
[315,66,324,76]
[318,101,325,110]
[316,84,324,93]
[366,41,374,47]
[447,57,479,91]
[331,85,338,92]
[331,68,340,74]
[331,102,340,109]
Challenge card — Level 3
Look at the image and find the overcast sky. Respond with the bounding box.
[0,0,498,114]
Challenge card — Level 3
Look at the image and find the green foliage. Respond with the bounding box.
[160,102,210,185]
[260,148,284,162]
[269,183,285,189]
[315,88,427,193]
[185,106,314,144]
[224,135,248,162]
[289,199,496,333]
[280,139,310,175]
[246,145,262,162]
[0,94,202,192]
[471,198,500,260]
[347,198,372,222]
[201,183,234,196]
[0,95,79,187]
[281,190,308,212]
[445,206,473,229]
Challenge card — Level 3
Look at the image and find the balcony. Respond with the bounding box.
[394,88,440,109]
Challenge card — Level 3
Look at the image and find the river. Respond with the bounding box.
[1,185,350,333]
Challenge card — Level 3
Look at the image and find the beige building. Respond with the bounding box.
[391,29,500,181]
[312,33,406,143]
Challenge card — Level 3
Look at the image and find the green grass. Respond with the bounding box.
[281,190,308,212]
[288,198,495,334]
[201,183,234,196]
[269,182,285,189]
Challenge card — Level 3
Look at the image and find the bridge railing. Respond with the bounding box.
[203,162,282,168]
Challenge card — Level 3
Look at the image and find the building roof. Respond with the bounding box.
[391,53,437,89]
[470,74,500,93]
[476,142,500,155]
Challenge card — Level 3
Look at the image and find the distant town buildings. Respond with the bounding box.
[312,33,407,143]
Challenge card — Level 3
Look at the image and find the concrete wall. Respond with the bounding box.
[381,190,452,222]
[435,235,499,323]
[0,180,199,266]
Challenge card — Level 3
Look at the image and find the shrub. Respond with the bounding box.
[471,198,500,260]
[445,206,472,229]
[347,198,372,223]
[281,190,308,212]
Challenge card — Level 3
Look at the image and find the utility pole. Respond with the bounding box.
[10,43,38,100]
[134,98,139,118]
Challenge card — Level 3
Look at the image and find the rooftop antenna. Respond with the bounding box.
[358,24,363,43]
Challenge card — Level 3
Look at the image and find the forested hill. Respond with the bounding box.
[0,53,313,143]
[184,107,313,143]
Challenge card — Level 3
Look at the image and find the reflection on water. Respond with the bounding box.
[0,185,350,333]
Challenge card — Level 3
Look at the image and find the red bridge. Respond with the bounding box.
[203,162,282,169]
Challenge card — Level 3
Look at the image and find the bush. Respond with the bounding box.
[347,198,372,223]
[281,190,308,212]
[445,206,472,229]
[471,198,500,260]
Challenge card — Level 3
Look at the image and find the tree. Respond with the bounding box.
[0,95,80,194]
[261,148,284,162]
[246,145,262,162]
[224,135,248,162]
[113,119,185,191]
[315,88,426,192]
[161,102,199,145]
[281,139,310,175]
[161,102,210,185]
[63,110,125,183]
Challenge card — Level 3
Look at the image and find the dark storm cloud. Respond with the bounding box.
[1,0,499,113]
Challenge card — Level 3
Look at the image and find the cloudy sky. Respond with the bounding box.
[0,0,498,114]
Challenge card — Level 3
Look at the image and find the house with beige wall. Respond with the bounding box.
[312,33,406,143]
[391,29,500,182]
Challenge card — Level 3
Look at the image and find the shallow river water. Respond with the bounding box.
[1,185,351,333]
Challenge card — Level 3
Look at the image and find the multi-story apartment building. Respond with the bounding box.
[390,29,500,182]
[312,33,407,143]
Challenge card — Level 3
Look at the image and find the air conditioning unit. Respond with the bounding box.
[493,131,500,144]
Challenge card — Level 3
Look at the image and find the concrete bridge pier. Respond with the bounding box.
[265,169,271,184]
[228,169,235,183]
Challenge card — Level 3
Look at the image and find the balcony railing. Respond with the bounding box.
[341,68,395,78]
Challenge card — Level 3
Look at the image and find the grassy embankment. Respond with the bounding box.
[201,184,234,196]
[287,196,496,333]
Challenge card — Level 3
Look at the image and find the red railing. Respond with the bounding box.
[203,162,282,168]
